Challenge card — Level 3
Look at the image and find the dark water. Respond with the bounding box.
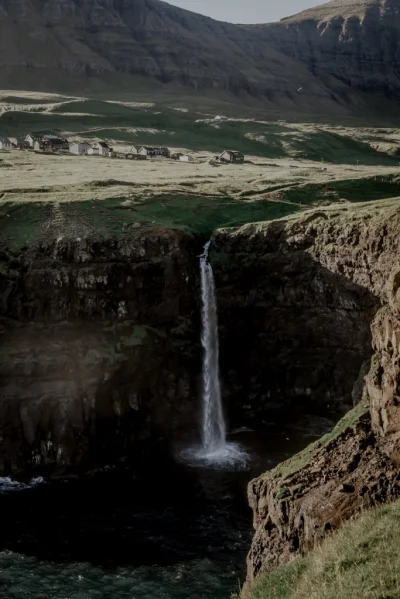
[0,417,334,599]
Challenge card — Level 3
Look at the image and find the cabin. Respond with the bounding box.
[219,150,244,164]
[25,134,41,148]
[9,137,28,150]
[98,141,111,156]
[69,142,91,156]
[138,146,170,158]
[0,137,12,150]
[129,146,139,154]
[34,136,69,152]
[179,154,193,162]
[87,141,113,156]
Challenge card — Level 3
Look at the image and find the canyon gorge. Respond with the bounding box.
[1,194,400,595]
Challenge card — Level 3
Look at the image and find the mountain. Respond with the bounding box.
[257,0,400,102]
[1,0,400,115]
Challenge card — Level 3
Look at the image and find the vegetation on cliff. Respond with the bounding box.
[243,499,400,599]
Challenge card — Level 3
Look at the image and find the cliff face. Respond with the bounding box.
[260,0,400,101]
[233,199,400,586]
[0,228,200,476]
[212,213,377,423]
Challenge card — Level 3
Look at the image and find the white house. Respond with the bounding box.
[25,134,40,148]
[98,141,111,156]
[179,154,193,162]
[129,146,139,154]
[69,142,91,156]
[88,146,100,156]
[0,137,12,150]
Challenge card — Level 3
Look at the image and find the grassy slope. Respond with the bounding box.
[268,402,369,481]
[1,173,400,251]
[1,100,399,164]
[283,174,400,206]
[243,499,400,599]
[0,195,300,251]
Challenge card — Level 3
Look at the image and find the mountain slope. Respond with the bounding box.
[1,0,400,115]
[259,0,400,101]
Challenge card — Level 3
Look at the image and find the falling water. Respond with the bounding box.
[200,241,226,452]
[179,241,249,469]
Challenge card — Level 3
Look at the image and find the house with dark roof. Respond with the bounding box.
[138,146,170,158]
[34,135,69,152]
[219,150,244,164]
[98,141,111,156]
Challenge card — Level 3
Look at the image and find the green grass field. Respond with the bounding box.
[243,499,400,599]
[0,195,302,251]
[283,174,400,206]
[1,99,399,165]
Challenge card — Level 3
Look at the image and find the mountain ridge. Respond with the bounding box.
[1,0,400,115]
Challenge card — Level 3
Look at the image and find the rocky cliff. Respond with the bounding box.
[2,0,400,115]
[212,211,378,424]
[228,199,400,586]
[0,223,201,476]
[259,0,400,102]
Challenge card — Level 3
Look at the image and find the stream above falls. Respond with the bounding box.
[0,416,334,599]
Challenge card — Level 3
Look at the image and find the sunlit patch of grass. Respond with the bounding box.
[243,500,400,599]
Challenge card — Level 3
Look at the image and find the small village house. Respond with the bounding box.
[138,146,154,156]
[219,150,244,164]
[69,142,91,156]
[129,146,139,154]
[179,154,193,162]
[34,135,69,152]
[0,137,12,150]
[138,146,170,158]
[87,146,100,156]
[25,134,40,148]
[9,137,29,150]
[97,142,112,156]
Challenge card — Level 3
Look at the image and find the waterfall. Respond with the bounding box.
[200,241,226,453]
[179,241,249,469]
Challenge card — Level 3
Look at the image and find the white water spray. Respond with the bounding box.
[200,241,226,453]
[180,242,249,469]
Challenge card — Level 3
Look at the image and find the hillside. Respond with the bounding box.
[0,0,331,111]
[2,0,400,116]
[258,0,400,107]
[242,498,400,599]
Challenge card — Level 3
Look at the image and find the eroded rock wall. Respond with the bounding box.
[212,210,379,424]
[237,200,400,586]
[0,228,200,476]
